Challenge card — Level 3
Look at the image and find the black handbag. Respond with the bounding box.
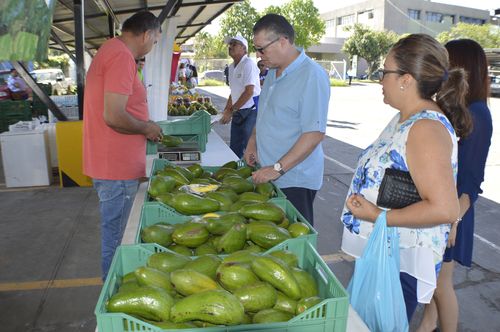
[376,168,422,209]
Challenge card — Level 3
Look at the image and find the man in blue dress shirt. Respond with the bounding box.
[244,14,330,225]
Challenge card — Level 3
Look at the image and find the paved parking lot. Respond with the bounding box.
[204,83,500,331]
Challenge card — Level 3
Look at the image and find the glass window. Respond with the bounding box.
[339,14,355,25]
[459,16,485,24]
[326,19,335,28]
[426,11,443,23]
[408,9,420,20]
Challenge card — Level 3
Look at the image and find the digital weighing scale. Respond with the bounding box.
[157,135,201,164]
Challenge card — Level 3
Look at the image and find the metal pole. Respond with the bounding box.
[12,62,67,121]
[74,0,86,120]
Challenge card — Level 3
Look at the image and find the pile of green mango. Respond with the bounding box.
[141,207,311,256]
[147,161,280,215]
[106,248,324,327]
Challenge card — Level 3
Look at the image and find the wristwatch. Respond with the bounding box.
[273,162,285,176]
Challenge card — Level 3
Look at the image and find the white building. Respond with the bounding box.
[307,0,491,76]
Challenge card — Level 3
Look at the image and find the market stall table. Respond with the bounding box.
[117,130,369,332]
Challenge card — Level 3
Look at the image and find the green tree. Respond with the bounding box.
[436,23,500,48]
[278,0,325,49]
[194,32,226,59]
[218,0,259,51]
[342,24,399,79]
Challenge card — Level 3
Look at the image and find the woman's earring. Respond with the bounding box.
[400,86,404,91]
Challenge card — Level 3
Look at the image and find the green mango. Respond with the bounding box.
[221,161,238,169]
[170,290,245,325]
[238,191,269,203]
[252,308,293,323]
[236,165,254,178]
[147,251,190,273]
[273,291,297,314]
[157,168,189,186]
[121,271,137,284]
[222,250,260,264]
[173,166,194,182]
[106,286,174,321]
[216,188,239,202]
[229,200,247,212]
[155,193,174,205]
[249,223,291,249]
[213,167,240,181]
[251,255,301,300]
[222,176,254,194]
[170,269,219,296]
[216,223,247,254]
[239,202,285,223]
[205,218,236,235]
[167,244,193,256]
[186,164,203,178]
[134,266,175,295]
[172,222,209,248]
[219,212,247,224]
[296,296,323,314]
[233,282,277,313]
[117,281,141,293]
[292,267,319,298]
[183,254,222,280]
[148,176,176,198]
[161,135,183,147]
[288,222,310,237]
[269,250,299,268]
[170,193,220,215]
[255,182,276,198]
[140,224,175,247]
[205,192,233,211]
[194,242,218,255]
[216,262,259,292]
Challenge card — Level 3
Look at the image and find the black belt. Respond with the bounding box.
[238,105,255,111]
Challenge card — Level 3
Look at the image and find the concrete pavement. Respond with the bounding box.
[203,83,500,331]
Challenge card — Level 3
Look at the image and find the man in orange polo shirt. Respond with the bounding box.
[83,11,162,280]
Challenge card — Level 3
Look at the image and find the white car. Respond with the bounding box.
[30,68,73,95]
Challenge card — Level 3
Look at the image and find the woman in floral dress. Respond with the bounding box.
[340,34,473,323]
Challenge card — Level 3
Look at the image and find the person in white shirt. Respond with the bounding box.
[220,35,261,158]
[7,69,30,100]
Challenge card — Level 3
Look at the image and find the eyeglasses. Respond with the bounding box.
[254,37,280,54]
[377,69,406,81]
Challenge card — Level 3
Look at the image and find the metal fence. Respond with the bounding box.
[192,58,348,80]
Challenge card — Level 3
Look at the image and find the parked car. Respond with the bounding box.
[490,74,500,97]
[29,68,73,95]
[0,70,12,100]
[199,70,225,83]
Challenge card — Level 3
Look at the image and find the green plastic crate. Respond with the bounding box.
[95,240,348,332]
[147,159,286,202]
[138,197,317,250]
[0,100,32,132]
[134,202,191,244]
[146,111,211,155]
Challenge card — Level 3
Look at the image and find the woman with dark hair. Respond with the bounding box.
[340,34,473,324]
[418,39,493,332]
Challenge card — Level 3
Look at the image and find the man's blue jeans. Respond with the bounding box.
[93,179,139,280]
[230,107,257,158]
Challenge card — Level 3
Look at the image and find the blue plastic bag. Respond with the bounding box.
[347,211,409,332]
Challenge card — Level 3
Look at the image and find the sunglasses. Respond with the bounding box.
[254,37,280,54]
[376,69,406,80]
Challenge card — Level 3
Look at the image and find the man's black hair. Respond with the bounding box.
[122,11,161,35]
[253,14,295,44]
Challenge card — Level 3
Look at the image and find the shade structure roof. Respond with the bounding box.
[50,0,241,55]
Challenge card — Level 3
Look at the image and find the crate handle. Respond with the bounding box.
[315,261,329,285]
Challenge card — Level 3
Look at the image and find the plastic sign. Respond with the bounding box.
[0,0,57,61]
